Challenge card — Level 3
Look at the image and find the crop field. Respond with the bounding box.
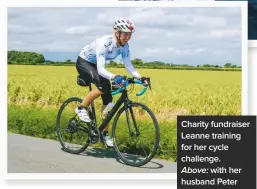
[7,65,242,161]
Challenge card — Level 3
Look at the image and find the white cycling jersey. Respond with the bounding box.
[79,35,140,80]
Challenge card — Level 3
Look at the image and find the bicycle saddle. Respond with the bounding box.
[77,75,90,87]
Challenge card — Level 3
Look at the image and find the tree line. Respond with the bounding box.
[8,50,45,65]
[7,50,241,71]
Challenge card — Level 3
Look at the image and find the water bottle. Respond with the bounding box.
[102,102,115,119]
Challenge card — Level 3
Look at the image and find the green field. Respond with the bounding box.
[7,65,242,161]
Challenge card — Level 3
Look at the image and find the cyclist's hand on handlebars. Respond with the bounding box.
[112,75,125,86]
[139,77,149,86]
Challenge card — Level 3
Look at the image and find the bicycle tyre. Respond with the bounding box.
[56,97,90,154]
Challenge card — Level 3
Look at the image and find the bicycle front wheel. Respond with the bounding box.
[56,97,90,154]
[112,102,160,167]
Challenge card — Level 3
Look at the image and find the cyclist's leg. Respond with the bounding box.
[95,74,114,147]
[76,56,113,109]
[83,61,113,110]
[76,56,113,142]
[76,56,103,107]
[101,92,112,132]
[75,57,103,122]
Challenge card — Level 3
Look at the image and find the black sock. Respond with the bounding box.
[78,105,86,110]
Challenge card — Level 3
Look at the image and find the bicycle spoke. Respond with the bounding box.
[139,136,151,157]
[139,143,148,158]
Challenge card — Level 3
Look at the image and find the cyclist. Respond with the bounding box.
[75,18,148,147]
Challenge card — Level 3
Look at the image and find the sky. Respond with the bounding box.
[8,7,242,66]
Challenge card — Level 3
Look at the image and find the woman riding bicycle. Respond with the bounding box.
[75,18,148,147]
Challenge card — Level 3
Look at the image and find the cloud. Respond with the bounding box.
[7,7,242,66]
[8,25,47,34]
[145,47,206,56]
[167,47,207,56]
[210,28,241,38]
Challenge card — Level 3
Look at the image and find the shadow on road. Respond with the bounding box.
[116,158,164,169]
[61,147,164,169]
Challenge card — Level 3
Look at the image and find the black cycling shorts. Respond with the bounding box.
[76,56,112,105]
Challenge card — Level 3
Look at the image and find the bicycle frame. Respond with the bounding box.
[89,86,131,133]
[86,77,150,139]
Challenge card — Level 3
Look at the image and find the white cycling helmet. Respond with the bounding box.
[113,18,135,33]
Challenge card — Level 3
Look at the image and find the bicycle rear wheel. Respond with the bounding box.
[56,97,90,154]
[112,102,160,167]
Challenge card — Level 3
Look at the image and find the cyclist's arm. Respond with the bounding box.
[95,43,116,80]
[122,48,141,79]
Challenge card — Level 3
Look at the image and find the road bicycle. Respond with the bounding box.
[56,75,160,167]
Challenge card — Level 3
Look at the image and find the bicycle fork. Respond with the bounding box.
[125,101,140,137]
